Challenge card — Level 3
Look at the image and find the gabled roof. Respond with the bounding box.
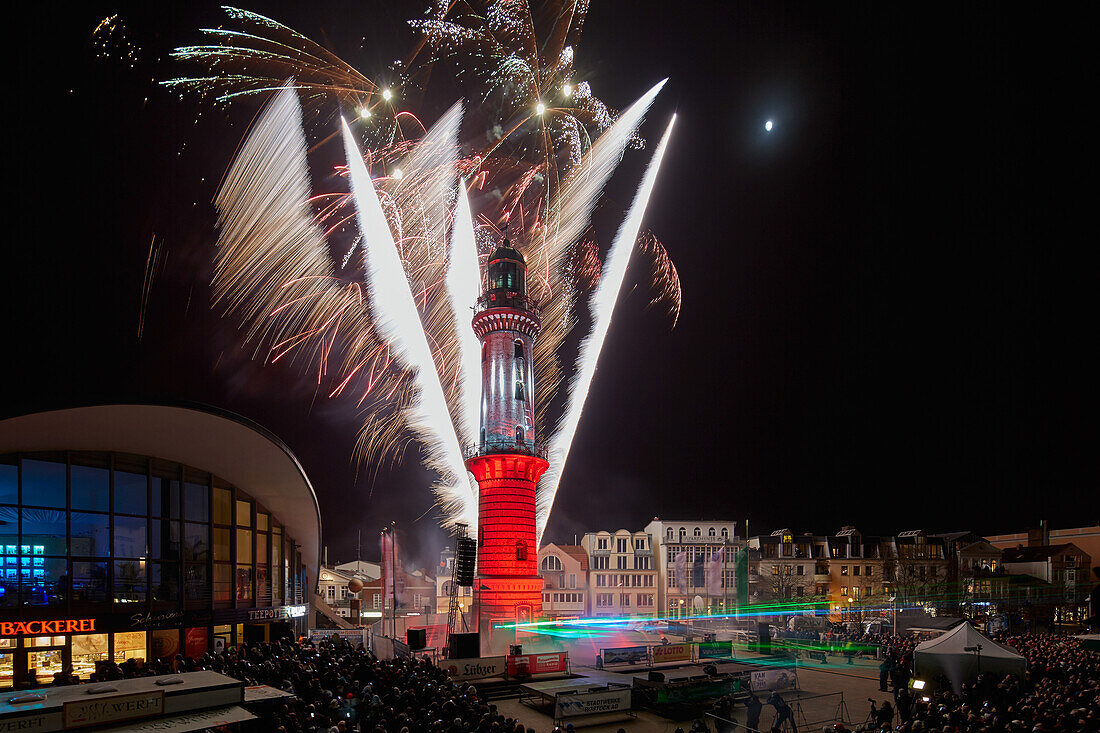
[959,540,1002,555]
[1002,543,1077,563]
[556,544,589,571]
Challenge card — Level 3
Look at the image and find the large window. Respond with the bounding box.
[0,452,300,613]
[21,459,66,508]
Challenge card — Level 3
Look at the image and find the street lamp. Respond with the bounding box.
[847,597,854,621]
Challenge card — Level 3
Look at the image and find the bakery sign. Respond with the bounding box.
[0,618,96,636]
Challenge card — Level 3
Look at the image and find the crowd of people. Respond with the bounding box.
[38,628,1099,732]
[55,635,540,732]
[840,632,1099,733]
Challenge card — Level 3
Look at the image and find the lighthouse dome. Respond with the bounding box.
[485,237,527,296]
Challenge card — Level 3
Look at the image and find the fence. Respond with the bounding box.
[705,691,850,733]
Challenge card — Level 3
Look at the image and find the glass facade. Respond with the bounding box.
[0,451,309,690]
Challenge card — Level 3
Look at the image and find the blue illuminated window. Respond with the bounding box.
[33,546,43,555]
[4,546,14,555]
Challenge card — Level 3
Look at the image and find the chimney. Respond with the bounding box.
[1027,520,1049,548]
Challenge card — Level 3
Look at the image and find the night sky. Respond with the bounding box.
[7,2,1090,569]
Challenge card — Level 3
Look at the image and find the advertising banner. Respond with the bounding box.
[656,678,739,704]
[698,640,733,659]
[750,667,799,692]
[309,628,367,647]
[507,652,568,676]
[439,656,507,681]
[63,690,165,729]
[652,643,692,664]
[601,646,648,665]
[554,687,632,719]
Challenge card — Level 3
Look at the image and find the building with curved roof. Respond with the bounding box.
[0,404,321,689]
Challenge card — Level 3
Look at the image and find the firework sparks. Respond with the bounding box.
[160,3,685,535]
[341,112,477,530]
[447,182,484,449]
[538,115,678,543]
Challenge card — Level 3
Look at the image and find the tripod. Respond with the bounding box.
[864,701,878,726]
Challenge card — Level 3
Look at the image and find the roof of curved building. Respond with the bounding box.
[0,403,323,592]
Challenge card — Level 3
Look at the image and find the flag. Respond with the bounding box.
[706,549,723,596]
[735,547,749,607]
[675,551,688,595]
[381,531,394,606]
[381,528,407,608]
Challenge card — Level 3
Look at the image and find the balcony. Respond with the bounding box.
[474,292,541,316]
[464,440,548,460]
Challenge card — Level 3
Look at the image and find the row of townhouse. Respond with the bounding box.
[535,520,1093,625]
[539,519,746,619]
[748,525,1093,625]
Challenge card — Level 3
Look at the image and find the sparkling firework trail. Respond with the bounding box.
[157,3,685,534]
[531,79,666,460]
[537,115,677,543]
[447,183,484,450]
[340,114,476,530]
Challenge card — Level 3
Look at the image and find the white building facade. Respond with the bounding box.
[644,518,742,618]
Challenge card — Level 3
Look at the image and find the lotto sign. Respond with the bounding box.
[507,652,568,675]
[652,643,691,664]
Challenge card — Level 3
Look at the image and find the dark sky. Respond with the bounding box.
[7,2,1091,568]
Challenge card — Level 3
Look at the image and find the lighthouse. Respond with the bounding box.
[466,234,547,640]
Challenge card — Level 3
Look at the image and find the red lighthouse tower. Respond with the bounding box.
[466,236,546,637]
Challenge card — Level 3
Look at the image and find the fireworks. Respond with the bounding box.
[157,3,682,534]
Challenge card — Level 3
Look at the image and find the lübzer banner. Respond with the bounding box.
[652,643,692,664]
[750,667,799,692]
[554,687,632,718]
[507,652,568,675]
[439,656,506,681]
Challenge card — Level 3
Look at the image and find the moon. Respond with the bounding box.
[764,119,774,132]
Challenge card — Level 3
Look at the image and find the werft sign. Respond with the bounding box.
[438,656,506,681]
[63,690,165,729]
[0,618,96,636]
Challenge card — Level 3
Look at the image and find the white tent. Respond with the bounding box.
[913,622,1025,691]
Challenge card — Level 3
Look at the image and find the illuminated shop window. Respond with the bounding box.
[71,633,109,679]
